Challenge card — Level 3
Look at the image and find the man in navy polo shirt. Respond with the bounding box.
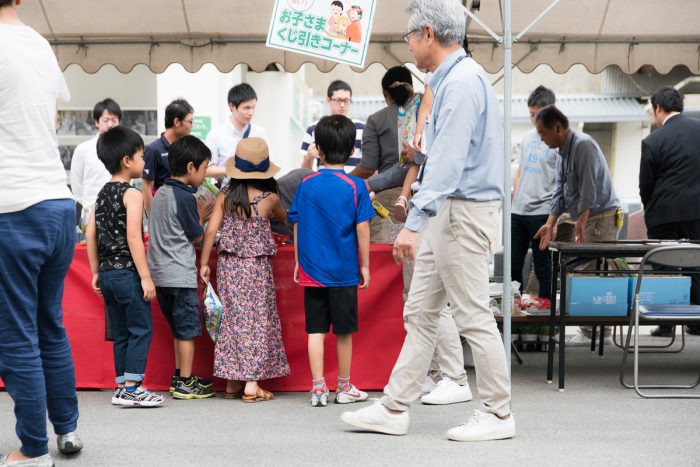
[142,99,194,213]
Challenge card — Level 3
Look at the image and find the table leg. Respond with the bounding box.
[591,325,597,352]
[599,324,605,356]
[558,254,567,391]
[546,250,559,384]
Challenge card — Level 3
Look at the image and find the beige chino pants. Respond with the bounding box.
[381,199,511,417]
[402,242,467,385]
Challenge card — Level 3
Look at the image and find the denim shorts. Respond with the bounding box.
[156,287,202,339]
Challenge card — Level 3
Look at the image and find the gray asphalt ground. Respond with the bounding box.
[2,330,700,466]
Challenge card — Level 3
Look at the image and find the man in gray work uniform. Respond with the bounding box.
[534,105,621,345]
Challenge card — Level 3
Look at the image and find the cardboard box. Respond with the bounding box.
[565,276,629,316]
[628,276,691,309]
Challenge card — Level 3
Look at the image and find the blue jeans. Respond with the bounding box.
[99,269,153,384]
[0,199,79,457]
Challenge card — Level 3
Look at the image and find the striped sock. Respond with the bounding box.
[338,376,351,392]
[312,378,326,392]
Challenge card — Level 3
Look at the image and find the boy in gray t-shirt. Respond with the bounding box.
[147,135,215,400]
[511,86,558,302]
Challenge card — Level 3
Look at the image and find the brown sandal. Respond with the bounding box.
[242,387,274,403]
[224,389,244,399]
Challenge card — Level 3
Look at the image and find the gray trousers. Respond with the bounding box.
[381,199,511,416]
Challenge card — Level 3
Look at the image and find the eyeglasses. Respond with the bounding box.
[403,28,419,43]
[330,97,352,105]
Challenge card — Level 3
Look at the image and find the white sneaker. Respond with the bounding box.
[566,331,612,347]
[310,387,329,407]
[421,378,473,405]
[111,387,123,405]
[565,331,592,347]
[114,385,164,407]
[335,384,369,404]
[340,402,409,436]
[421,376,438,395]
[0,453,54,467]
[447,409,515,442]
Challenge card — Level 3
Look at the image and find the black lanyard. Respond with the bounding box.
[560,131,576,189]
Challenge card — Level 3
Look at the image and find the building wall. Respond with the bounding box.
[246,70,311,175]
[610,121,651,200]
[63,64,157,109]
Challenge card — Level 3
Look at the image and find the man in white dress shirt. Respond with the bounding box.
[70,98,121,212]
[205,83,268,182]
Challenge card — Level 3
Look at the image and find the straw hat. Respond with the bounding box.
[225,137,280,179]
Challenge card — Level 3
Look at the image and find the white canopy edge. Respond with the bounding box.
[49,39,700,75]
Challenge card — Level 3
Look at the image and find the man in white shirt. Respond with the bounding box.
[70,98,121,212]
[0,0,82,464]
[205,83,268,181]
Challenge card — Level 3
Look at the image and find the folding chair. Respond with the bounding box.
[619,245,700,398]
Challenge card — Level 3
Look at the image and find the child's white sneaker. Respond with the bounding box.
[114,385,164,407]
[447,409,515,442]
[335,384,369,404]
[111,387,123,405]
[340,401,409,436]
[310,387,329,407]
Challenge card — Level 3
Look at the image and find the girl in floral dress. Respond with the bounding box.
[199,137,290,402]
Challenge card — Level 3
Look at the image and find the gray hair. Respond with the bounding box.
[406,0,466,46]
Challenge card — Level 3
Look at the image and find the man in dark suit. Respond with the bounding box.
[640,86,700,336]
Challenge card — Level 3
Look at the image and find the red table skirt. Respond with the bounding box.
[2,244,406,391]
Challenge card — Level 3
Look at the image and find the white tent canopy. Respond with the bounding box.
[20,0,700,74]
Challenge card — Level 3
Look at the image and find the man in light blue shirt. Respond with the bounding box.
[404,49,504,231]
[341,0,514,443]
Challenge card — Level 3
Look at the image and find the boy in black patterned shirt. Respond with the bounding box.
[86,126,163,407]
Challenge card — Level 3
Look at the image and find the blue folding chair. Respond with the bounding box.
[619,245,700,398]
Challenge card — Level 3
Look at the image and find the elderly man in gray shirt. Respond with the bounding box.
[534,105,620,249]
[534,105,621,345]
[341,0,514,443]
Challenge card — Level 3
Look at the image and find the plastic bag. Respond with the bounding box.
[195,178,219,214]
[203,282,223,342]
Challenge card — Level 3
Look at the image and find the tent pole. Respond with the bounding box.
[502,0,513,372]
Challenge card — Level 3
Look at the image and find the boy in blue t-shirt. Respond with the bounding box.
[289,115,375,407]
